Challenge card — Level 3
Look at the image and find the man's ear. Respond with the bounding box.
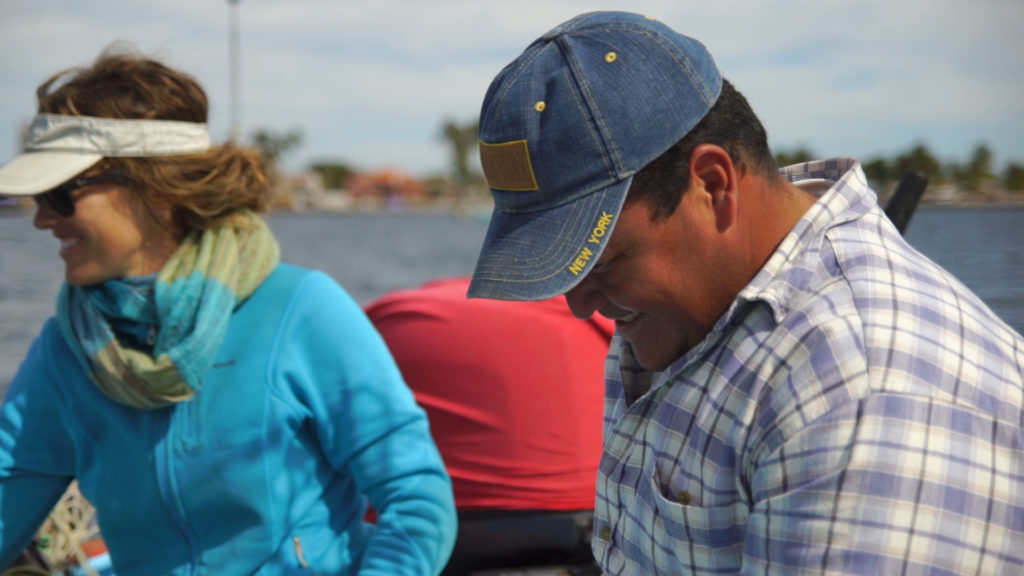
[689,144,738,233]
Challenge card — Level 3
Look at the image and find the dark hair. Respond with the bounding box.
[35,43,270,231]
[627,78,778,220]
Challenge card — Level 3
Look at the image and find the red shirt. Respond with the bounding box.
[365,277,614,511]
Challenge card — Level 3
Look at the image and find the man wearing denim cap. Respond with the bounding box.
[469,10,1024,575]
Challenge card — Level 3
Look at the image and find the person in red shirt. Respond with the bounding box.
[365,276,613,574]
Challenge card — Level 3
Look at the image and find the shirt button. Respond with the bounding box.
[677,491,691,505]
[600,526,611,541]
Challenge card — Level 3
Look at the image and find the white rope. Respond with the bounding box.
[35,481,101,576]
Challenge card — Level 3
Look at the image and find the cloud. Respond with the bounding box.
[1,0,1021,176]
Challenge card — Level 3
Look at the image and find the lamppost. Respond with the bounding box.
[227,0,241,143]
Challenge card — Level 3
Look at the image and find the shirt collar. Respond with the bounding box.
[735,157,874,323]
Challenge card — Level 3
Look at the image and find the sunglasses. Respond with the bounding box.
[34,171,132,217]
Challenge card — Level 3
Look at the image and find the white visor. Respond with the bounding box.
[0,113,211,196]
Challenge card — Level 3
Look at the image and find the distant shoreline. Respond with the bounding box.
[3,189,1023,218]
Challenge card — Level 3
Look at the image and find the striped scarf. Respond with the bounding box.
[56,211,280,409]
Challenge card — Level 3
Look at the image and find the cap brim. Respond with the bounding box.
[468,176,632,301]
[0,151,102,196]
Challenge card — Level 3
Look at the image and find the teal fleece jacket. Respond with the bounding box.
[0,264,457,575]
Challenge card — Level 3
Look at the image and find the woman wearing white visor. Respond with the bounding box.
[0,47,456,575]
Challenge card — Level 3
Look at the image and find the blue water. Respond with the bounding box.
[1,206,1022,388]
[902,206,1024,333]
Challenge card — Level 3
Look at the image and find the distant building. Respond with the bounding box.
[0,196,32,211]
[279,171,327,211]
[344,167,428,211]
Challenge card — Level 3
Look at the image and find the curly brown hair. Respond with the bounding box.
[35,43,269,232]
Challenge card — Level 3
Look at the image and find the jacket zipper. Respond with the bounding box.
[155,409,199,574]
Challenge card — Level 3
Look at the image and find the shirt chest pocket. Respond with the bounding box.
[648,472,749,573]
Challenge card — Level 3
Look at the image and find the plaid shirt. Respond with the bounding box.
[593,158,1024,575]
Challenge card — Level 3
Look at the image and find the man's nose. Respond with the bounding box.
[564,277,606,320]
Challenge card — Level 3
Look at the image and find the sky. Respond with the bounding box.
[1,0,1022,179]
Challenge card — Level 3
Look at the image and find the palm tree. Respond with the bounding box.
[439,118,478,186]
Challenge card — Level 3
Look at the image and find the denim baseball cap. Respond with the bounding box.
[467,11,722,301]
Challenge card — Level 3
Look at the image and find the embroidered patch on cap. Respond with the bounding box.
[479,140,538,191]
